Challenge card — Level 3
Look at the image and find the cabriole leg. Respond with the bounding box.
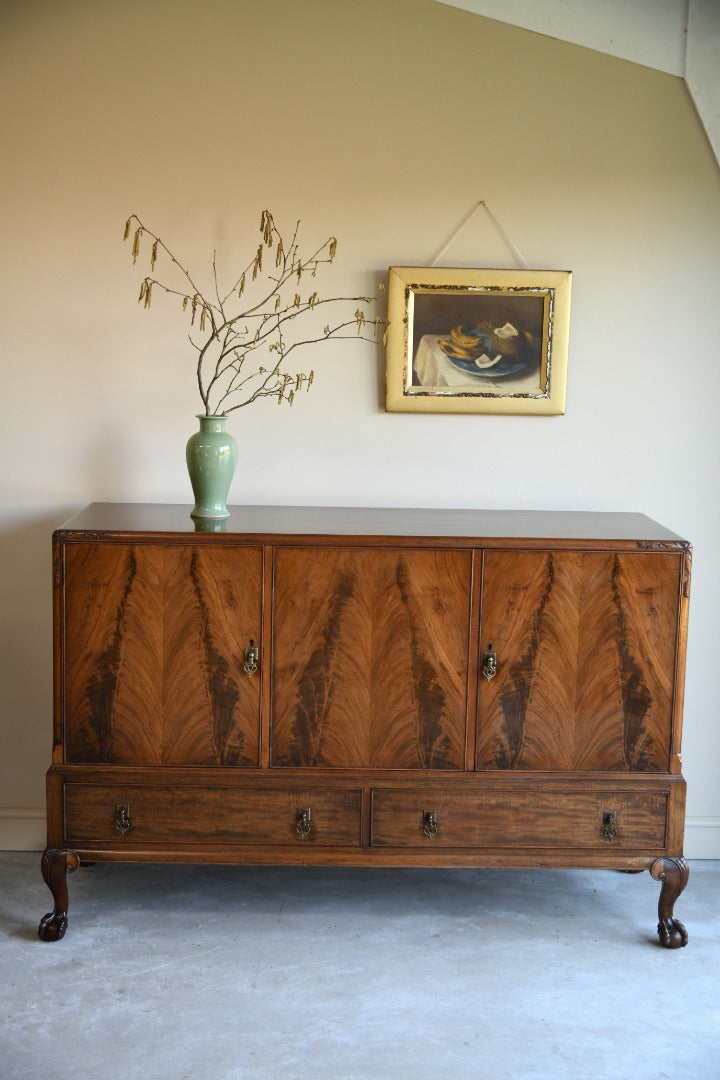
[38,848,80,941]
[650,856,689,949]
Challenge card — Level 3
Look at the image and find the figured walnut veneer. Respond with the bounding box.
[271,547,471,769]
[476,551,681,772]
[41,504,691,945]
[63,543,263,766]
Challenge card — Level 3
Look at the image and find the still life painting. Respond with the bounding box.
[385,267,572,414]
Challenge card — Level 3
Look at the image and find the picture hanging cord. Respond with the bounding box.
[430,200,530,269]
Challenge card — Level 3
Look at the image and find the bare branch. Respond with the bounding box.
[123,209,386,415]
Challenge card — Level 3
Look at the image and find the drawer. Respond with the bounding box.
[370,788,668,850]
[64,784,362,847]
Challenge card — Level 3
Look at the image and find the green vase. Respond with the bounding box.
[186,415,238,520]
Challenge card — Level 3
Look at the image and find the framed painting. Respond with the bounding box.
[385,267,572,414]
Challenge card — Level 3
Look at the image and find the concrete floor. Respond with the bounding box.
[0,854,718,1080]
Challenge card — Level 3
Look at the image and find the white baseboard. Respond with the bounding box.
[684,818,720,860]
[0,808,46,852]
[2,807,719,858]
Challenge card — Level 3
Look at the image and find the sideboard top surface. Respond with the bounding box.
[55,503,688,545]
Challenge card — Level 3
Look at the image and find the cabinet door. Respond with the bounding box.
[271,547,472,769]
[476,550,682,771]
[62,542,262,766]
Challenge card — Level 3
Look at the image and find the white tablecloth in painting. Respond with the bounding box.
[413,334,541,393]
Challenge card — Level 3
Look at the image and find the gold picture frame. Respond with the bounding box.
[385,266,572,414]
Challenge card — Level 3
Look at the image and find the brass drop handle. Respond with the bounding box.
[482,645,497,682]
[602,811,618,841]
[243,639,259,677]
[423,809,439,840]
[296,807,312,839]
[115,804,131,835]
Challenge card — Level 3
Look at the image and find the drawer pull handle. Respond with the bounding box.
[423,810,438,840]
[296,807,312,839]
[602,811,618,841]
[115,804,131,835]
[243,640,259,677]
[482,646,497,682]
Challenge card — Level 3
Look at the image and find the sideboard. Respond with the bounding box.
[39,504,691,946]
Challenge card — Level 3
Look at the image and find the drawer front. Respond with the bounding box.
[64,784,362,847]
[371,789,668,850]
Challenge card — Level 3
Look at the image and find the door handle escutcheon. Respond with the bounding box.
[482,645,497,681]
[243,640,259,676]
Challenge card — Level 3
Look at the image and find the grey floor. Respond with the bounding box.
[0,854,718,1080]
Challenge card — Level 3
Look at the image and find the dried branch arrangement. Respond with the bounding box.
[123,210,385,415]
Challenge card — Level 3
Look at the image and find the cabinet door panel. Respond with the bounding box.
[63,543,262,765]
[271,547,472,769]
[477,551,681,771]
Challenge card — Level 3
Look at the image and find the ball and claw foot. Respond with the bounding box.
[650,856,689,949]
[38,909,69,942]
[657,916,688,950]
[38,848,80,942]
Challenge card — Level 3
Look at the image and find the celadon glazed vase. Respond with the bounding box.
[186,415,238,520]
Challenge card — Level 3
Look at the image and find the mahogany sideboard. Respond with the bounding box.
[40,503,691,946]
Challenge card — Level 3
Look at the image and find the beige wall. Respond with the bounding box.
[1,0,719,854]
